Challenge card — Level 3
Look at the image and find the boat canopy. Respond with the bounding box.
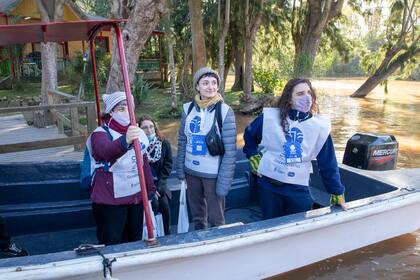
[0,19,127,46]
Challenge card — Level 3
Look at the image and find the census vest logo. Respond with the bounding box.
[287,127,304,143]
[189,116,201,133]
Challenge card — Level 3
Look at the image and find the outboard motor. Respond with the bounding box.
[343,133,398,170]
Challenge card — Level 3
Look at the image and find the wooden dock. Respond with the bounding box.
[0,114,83,162]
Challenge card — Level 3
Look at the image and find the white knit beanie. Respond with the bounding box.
[193,67,220,89]
[102,91,127,113]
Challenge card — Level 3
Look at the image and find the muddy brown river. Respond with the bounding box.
[158,78,420,279]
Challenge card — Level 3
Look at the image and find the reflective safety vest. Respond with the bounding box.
[183,102,229,175]
[258,108,330,186]
[91,126,149,198]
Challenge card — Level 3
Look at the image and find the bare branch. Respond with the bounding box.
[36,0,50,21]
[54,0,65,22]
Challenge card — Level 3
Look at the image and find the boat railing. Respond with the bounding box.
[0,94,96,154]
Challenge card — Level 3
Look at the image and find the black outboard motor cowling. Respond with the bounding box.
[343,133,398,170]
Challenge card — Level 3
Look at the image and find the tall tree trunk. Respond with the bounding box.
[292,0,344,78]
[106,0,169,93]
[242,0,264,102]
[223,50,233,90]
[36,0,65,105]
[180,42,192,101]
[188,0,206,74]
[40,43,57,104]
[231,40,244,91]
[217,0,231,96]
[165,14,177,109]
[351,47,420,98]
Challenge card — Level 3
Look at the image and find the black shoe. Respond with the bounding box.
[1,243,28,257]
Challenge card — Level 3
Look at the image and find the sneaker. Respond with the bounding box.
[1,243,28,257]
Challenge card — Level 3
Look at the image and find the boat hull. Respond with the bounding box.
[2,189,420,280]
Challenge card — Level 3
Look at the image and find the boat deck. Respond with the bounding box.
[0,114,83,162]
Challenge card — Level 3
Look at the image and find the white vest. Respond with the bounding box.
[258,108,331,186]
[183,102,229,175]
[90,126,149,198]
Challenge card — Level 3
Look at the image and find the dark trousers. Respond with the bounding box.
[0,216,10,249]
[92,203,144,246]
[151,194,171,235]
[258,187,313,220]
[185,174,225,230]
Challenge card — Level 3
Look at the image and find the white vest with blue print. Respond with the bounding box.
[91,126,148,198]
[183,102,229,175]
[258,108,331,186]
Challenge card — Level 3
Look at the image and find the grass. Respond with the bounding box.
[0,83,41,98]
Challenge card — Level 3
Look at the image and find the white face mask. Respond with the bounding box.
[292,94,313,113]
[111,111,130,126]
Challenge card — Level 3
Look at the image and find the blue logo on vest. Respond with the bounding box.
[189,116,201,133]
[192,160,200,165]
[287,172,295,177]
[286,127,304,143]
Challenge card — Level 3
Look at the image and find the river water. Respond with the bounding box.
[158,78,420,279]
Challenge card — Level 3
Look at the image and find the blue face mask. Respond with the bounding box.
[147,133,156,142]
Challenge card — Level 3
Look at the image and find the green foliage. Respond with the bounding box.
[253,67,286,94]
[81,49,111,99]
[254,26,294,75]
[294,53,313,78]
[357,0,419,79]
[360,49,386,75]
[73,0,110,18]
[133,75,153,105]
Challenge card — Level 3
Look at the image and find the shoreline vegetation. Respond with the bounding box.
[1,77,419,121]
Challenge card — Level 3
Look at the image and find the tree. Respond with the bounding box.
[188,0,207,73]
[36,0,65,105]
[291,0,345,77]
[242,0,264,102]
[106,0,169,93]
[217,0,231,96]
[352,0,419,97]
[73,0,111,17]
[162,9,177,109]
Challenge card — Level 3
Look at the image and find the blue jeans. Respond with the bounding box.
[258,186,313,220]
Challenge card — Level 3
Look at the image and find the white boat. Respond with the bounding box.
[0,157,419,280]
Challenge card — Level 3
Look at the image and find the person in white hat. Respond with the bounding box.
[176,67,237,230]
[88,91,157,245]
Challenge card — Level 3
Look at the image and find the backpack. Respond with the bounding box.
[80,126,113,190]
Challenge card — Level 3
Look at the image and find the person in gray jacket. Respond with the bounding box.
[176,67,237,230]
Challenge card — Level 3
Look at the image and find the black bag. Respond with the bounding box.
[205,102,225,156]
[187,101,225,156]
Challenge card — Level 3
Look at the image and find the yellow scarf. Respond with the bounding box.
[194,93,224,109]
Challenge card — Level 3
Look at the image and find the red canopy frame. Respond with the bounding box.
[0,20,157,243]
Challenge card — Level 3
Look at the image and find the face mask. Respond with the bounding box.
[147,133,156,142]
[111,111,130,126]
[293,94,312,113]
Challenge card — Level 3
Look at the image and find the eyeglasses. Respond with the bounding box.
[141,125,155,130]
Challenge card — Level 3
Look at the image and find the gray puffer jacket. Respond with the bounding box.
[176,102,237,197]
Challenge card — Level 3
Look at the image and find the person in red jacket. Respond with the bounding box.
[89,91,156,245]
